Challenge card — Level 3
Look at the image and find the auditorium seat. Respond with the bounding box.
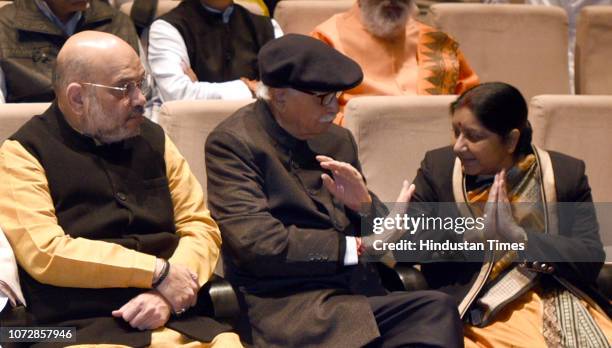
[529,95,612,278]
[0,103,50,142]
[575,6,612,95]
[529,95,612,203]
[158,99,253,196]
[274,0,354,35]
[429,4,570,100]
[344,95,455,202]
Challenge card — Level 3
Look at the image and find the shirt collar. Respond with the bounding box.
[255,100,301,150]
[34,0,83,36]
[201,3,234,24]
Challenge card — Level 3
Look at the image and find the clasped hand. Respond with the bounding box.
[480,169,527,243]
[113,262,199,330]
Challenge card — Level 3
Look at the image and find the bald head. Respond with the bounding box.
[53,31,147,144]
[54,31,139,95]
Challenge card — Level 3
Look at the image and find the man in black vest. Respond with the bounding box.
[206,34,463,347]
[0,31,242,347]
[147,0,282,102]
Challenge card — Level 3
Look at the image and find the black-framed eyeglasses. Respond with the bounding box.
[81,75,151,99]
[298,90,341,106]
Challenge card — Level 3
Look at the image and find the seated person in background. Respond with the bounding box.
[205,34,463,347]
[0,31,241,347]
[0,0,140,103]
[408,82,611,347]
[148,0,283,101]
[312,0,479,125]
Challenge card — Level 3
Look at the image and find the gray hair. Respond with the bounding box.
[255,82,271,101]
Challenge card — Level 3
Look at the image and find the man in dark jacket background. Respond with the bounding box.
[0,0,139,103]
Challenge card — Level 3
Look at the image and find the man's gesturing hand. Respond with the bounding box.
[112,291,171,330]
[155,263,199,314]
[316,155,372,212]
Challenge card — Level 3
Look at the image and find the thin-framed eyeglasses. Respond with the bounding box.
[81,76,151,99]
[298,90,341,106]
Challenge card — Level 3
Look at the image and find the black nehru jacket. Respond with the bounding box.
[9,103,229,347]
[159,0,274,82]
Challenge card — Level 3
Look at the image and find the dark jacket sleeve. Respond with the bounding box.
[205,130,348,278]
[412,151,441,204]
[403,149,465,262]
[523,156,604,285]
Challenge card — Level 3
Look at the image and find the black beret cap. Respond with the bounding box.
[258,34,363,93]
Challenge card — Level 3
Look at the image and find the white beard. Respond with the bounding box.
[82,92,140,144]
[360,0,414,39]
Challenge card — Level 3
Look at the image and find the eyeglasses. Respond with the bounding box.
[298,90,341,106]
[81,76,151,99]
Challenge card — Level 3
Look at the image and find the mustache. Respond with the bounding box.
[131,105,145,117]
[376,0,411,13]
[319,114,336,123]
[381,0,411,5]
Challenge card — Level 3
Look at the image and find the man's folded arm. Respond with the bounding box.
[0,140,156,289]
[147,20,253,101]
[206,131,348,278]
[163,135,221,288]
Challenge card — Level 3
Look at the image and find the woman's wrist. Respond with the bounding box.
[463,228,485,243]
[509,226,528,244]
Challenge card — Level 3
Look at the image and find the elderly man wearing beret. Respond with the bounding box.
[205,34,462,348]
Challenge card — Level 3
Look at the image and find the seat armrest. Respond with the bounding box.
[596,263,612,300]
[207,275,241,321]
[377,263,429,292]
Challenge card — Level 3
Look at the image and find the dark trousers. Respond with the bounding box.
[365,291,463,348]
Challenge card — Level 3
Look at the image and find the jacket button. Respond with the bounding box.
[332,219,343,230]
[540,263,554,274]
[116,192,127,201]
